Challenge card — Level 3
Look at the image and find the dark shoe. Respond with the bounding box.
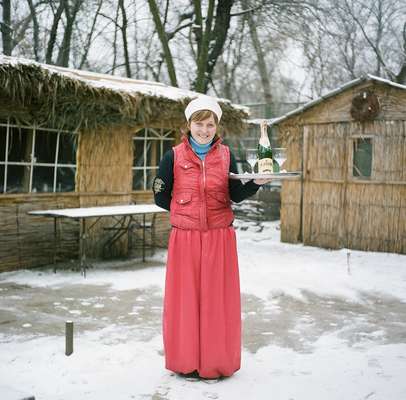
[201,376,221,384]
[178,370,200,381]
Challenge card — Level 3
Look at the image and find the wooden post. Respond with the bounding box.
[53,217,58,273]
[65,321,74,356]
[142,214,146,262]
[300,126,309,243]
[79,218,87,278]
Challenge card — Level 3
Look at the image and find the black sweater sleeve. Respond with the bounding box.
[153,149,174,211]
[228,150,261,203]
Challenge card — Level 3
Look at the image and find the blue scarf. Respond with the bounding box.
[189,135,213,160]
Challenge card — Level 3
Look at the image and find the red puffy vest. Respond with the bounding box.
[170,136,235,231]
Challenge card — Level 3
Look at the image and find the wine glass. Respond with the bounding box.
[273,148,287,172]
[245,148,257,173]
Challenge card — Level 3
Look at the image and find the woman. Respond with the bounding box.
[153,97,269,379]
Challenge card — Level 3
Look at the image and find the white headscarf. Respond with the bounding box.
[184,97,223,122]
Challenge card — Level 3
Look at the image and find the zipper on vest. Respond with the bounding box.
[201,159,208,230]
[202,159,206,189]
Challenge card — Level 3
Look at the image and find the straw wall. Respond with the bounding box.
[75,126,133,258]
[0,194,80,272]
[344,183,406,253]
[280,180,302,243]
[77,126,133,194]
[280,124,302,243]
[367,120,406,181]
[0,191,170,272]
[301,181,345,249]
[300,181,406,254]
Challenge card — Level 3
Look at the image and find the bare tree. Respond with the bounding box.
[147,0,178,86]
[1,0,35,56]
[214,17,246,101]
[78,0,103,69]
[1,0,12,55]
[99,1,121,74]
[56,0,83,67]
[397,22,406,83]
[45,1,65,64]
[118,0,131,77]
[145,0,241,93]
[341,0,406,83]
[4,0,404,101]
[192,0,235,93]
[242,1,272,112]
[297,0,406,93]
[26,0,40,60]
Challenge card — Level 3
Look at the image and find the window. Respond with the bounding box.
[132,127,175,191]
[352,138,372,178]
[0,120,77,193]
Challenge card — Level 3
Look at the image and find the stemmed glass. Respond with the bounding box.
[245,148,257,173]
[273,148,287,172]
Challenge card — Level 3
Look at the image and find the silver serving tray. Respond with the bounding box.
[229,172,301,180]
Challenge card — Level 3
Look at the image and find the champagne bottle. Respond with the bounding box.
[257,120,273,173]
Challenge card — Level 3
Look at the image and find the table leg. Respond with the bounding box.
[53,217,58,273]
[142,214,146,262]
[79,218,87,278]
[127,216,134,256]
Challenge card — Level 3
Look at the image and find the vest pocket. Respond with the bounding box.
[174,192,199,218]
[179,163,196,173]
[175,192,192,205]
[207,192,229,210]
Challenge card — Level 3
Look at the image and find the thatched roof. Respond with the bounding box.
[267,74,406,126]
[0,55,249,133]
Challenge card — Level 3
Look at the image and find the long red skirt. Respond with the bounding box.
[163,226,241,378]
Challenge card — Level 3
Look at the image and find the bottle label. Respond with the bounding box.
[258,158,273,173]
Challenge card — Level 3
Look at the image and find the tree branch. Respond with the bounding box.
[99,12,122,28]
[166,20,194,41]
[147,0,178,86]
[230,5,262,17]
[342,0,396,80]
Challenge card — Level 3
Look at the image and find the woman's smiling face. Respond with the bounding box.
[189,113,217,145]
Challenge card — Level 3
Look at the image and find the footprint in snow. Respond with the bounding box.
[204,391,219,399]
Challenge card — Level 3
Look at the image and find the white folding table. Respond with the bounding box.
[28,204,167,277]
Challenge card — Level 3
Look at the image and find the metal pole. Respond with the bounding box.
[79,218,87,278]
[142,214,146,262]
[53,217,57,273]
[65,320,74,356]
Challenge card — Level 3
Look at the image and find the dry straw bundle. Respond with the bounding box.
[0,60,248,134]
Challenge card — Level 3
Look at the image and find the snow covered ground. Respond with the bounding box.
[1,220,406,400]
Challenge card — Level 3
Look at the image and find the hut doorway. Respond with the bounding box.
[301,123,348,249]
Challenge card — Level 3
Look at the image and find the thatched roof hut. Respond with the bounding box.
[0,56,249,271]
[270,74,406,254]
